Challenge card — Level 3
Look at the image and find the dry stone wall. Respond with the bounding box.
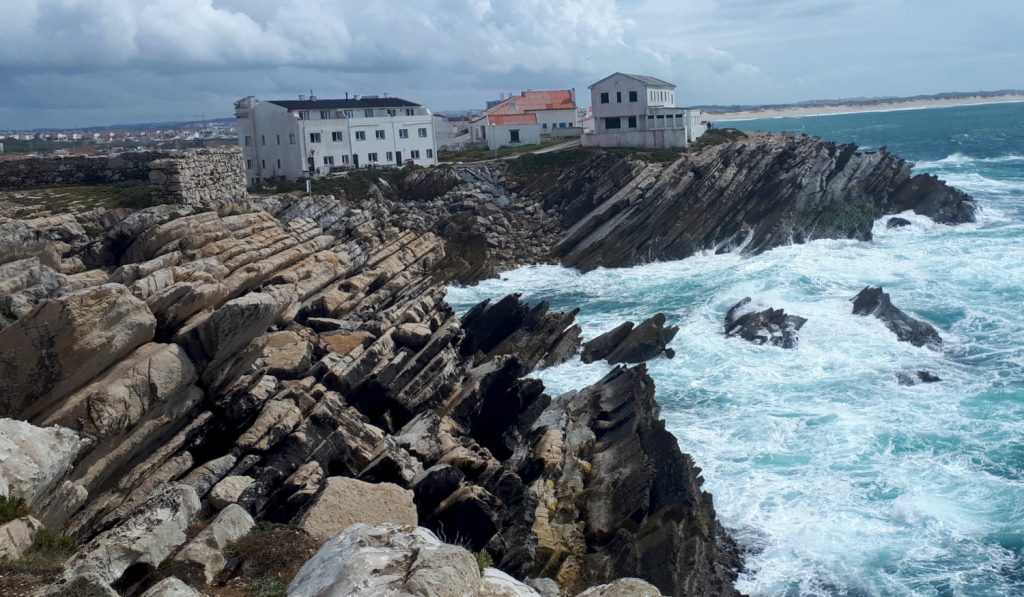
[149,147,247,205]
[0,152,164,190]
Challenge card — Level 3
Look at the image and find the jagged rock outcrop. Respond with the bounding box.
[0,419,89,509]
[852,286,942,349]
[581,314,679,363]
[542,133,975,270]
[724,297,808,348]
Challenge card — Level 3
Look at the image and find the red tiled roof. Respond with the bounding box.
[485,90,575,116]
[488,113,539,125]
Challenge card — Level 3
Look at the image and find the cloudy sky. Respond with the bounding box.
[2,0,1021,129]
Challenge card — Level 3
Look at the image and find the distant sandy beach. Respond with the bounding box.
[705,94,1024,122]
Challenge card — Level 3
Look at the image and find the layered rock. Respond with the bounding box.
[852,286,942,349]
[542,134,974,270]
[724,297,807,348]
[581,314,679,363]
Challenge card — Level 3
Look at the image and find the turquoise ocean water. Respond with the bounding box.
[448,102,1024,596]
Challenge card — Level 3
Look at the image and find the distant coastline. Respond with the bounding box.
[703,92,1024,122]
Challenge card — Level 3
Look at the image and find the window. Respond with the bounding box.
[299,111,309,120]
[629,91,638,102]
[386,109,396,117]
[320,110,331,119]
[509,129,520,143]
[331,131,343,142]
[244,136,251,146]
[386,151,393,161]
[542,123,548,129]
[324,156,334,165]
[405,108,415,116]
[344,110,353,118]
[341,155,349,164]
[616,91,622,103]
[355,131,366,141]
[410,150,420,159]
[277,159,281,168]
[306,157,314,170]
[364,109,374,117]
[261,159,265,169]
[426,149,433,158]
[289,133,296,144]
[246,159,253,169]
[399,129,409,139]
[417,127,427,137]
[309,132,321,143]
[559,123,567,128]
[375,130,385,140]
[627,116,637,128]
[600,92,609,104]
[276,134,281,145]
[605,117,621,129]
[260,135,265,145]
[368,152,378,162]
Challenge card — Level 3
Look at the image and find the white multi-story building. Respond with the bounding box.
[582,73,706,149]
[234,95,438,183]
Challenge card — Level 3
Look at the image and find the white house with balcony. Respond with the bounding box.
[234,95,438,183]
[582,73,706,150]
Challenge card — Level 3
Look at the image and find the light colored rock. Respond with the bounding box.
[174,503,254,585]
[140,576,202,597]
[527,578,562,597]
[0,516,42,560]
[574,578,665,597]
[0,419,89,508]
[288,524,479,597]
[298,477,417,542]
[0,283,156,418]
[481,568,544,596]
[53,484,200,594]
[209,475,255,510]
[394,322,433,350]
[262,330,313,377]
[318,331,375,355]
[236,399,303,452]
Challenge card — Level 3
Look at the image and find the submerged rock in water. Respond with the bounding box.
[852,286,942,349]
[897,370,942,385]
[581,313,678,363]
[724,297,807,349]
[887,216,913,229]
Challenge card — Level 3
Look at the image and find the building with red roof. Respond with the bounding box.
[470,89,578,149]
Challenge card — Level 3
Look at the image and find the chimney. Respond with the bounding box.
[345,92,349,99]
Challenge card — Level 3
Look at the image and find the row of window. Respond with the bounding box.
[542,123,573,129]
[600,90,639,104]
[245,148,435,171]
[604,113,686,130]
[245,127,429,147]
[298,108,418,120]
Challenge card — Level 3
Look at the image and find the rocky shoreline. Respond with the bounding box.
[0,133,974,596]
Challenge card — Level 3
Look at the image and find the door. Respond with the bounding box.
[396,151,402,165]
[353,154,359,168]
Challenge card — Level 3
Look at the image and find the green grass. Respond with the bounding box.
[689,127,748,151]
[0,530,78,575]
[3,180,157,212]
[250,576,288,597]
[438,137,566,163]
[474,549,493,572]
[0,495,31,523]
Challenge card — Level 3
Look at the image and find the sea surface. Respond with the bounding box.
[447,102,1024,596]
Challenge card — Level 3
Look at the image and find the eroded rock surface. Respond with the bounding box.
[852,286,942,349]
[581,313,678,363]
[725,297,808,349]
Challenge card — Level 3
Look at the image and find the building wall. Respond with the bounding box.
[0,151,165,190]
[486,124,541,150]
[533,108,579,132]
[590,74,679,133]
[149,147,247,205]
[581,129,690,150]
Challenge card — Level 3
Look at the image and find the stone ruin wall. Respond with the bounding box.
[148,147,247,205]
[0,147,247,205]
[0,151,164,190]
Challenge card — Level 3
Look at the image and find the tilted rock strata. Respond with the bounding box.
[852,286,943,349]
[581,313,679,363]
[725,297,808,349]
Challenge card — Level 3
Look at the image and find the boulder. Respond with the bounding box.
[209,475,255,510]
[0,515,43,561]
[0,283,156,418]
[852,286,942,349]
[51,484,200,596]
[297,477,417,542]
[886,216,912,229]
[261,330,313,378]
[394,322,433,350]
[140,577,202,597]
[583,314,678,364]
[575,578,665,597]
[724,297,807,349]
[288,523,539,597]
[318,330,376,355]
[0,419,89,509]
[173,503,255,585]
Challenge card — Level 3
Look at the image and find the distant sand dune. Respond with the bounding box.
[705,94,1024,122]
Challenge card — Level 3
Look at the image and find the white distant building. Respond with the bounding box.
[470,89,578,149]
[582,73,706,149]
[234,95,438,183]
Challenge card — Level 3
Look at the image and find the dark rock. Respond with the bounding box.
[887,216,912,229]
[725,297,807,348]
[411,464,464,519]
[897,370,942,385]
[852,286,942,349]
[582,314,678,364]
[460,295,581,370]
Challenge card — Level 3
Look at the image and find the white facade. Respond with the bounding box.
[583,73,706,149]
[485,122,541,150]
[235,95,438,183]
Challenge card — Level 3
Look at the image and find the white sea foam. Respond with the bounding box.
[915,153,1024,170]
